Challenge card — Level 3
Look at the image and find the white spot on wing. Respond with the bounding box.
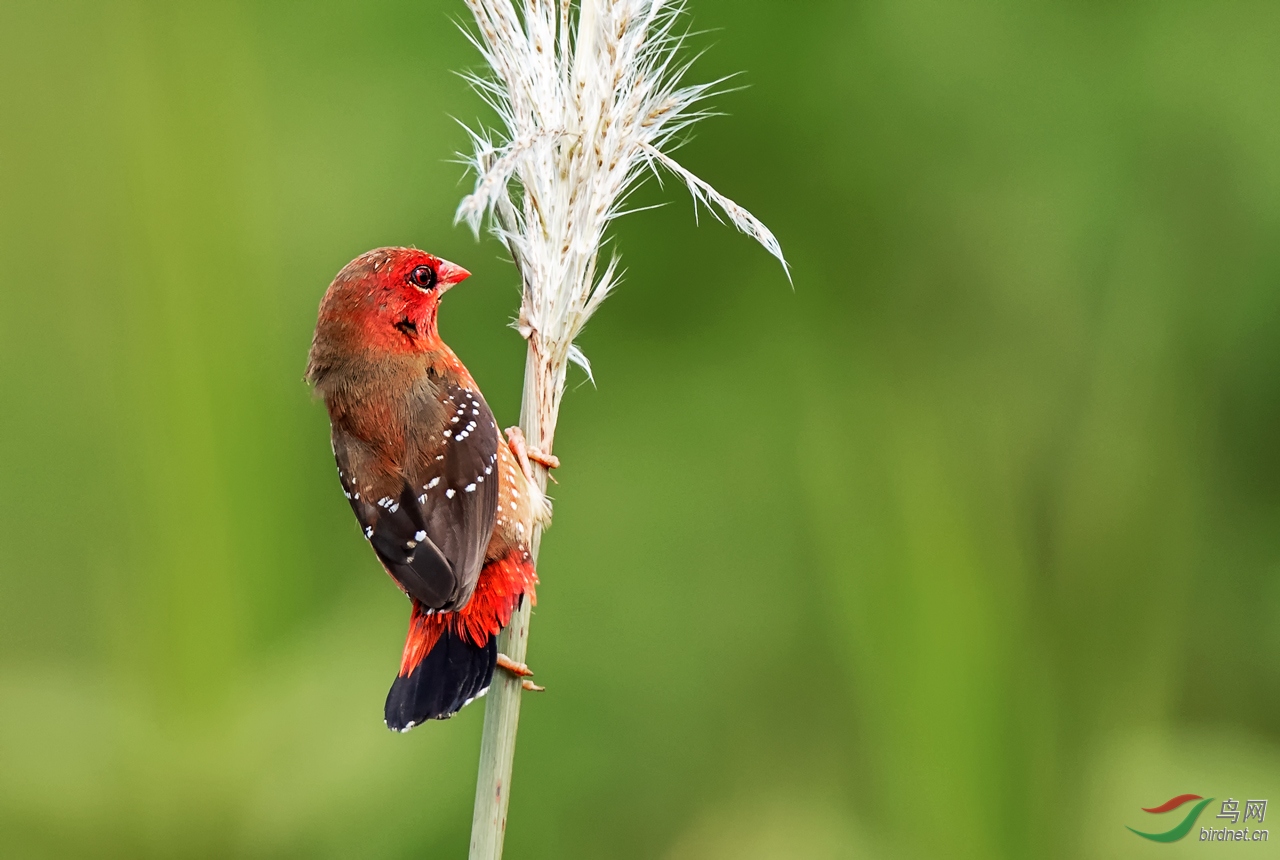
[461,685,490,707]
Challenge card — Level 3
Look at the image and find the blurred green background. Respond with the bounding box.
[2,1,1279,857]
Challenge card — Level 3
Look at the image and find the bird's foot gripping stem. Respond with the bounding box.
[497,652,545,692]
[505,426,560,481]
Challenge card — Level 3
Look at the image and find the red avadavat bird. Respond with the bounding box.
[306,247,556,731]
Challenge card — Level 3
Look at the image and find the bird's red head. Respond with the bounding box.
[310,247,471,359]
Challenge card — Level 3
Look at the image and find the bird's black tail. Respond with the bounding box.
[385,625,496,731]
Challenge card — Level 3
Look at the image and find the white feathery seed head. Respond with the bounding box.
[456,0,786,422]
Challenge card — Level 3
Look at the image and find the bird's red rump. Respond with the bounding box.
[398,607,446,676]
[398,548,538,677]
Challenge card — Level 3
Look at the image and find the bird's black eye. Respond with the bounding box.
[408,265,437,291]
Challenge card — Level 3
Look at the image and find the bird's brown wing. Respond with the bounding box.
[335,381,500,611]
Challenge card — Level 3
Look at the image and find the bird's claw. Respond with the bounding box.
[527,449,560,470]
[497,653,546,691]
[505,427,560,482]
[496,653,535,677]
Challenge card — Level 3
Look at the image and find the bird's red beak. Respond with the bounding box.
[436,259,471,292]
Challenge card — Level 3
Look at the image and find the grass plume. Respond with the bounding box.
[457,2,784,857]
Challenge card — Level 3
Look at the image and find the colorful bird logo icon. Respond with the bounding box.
[1127,794,1214,842]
